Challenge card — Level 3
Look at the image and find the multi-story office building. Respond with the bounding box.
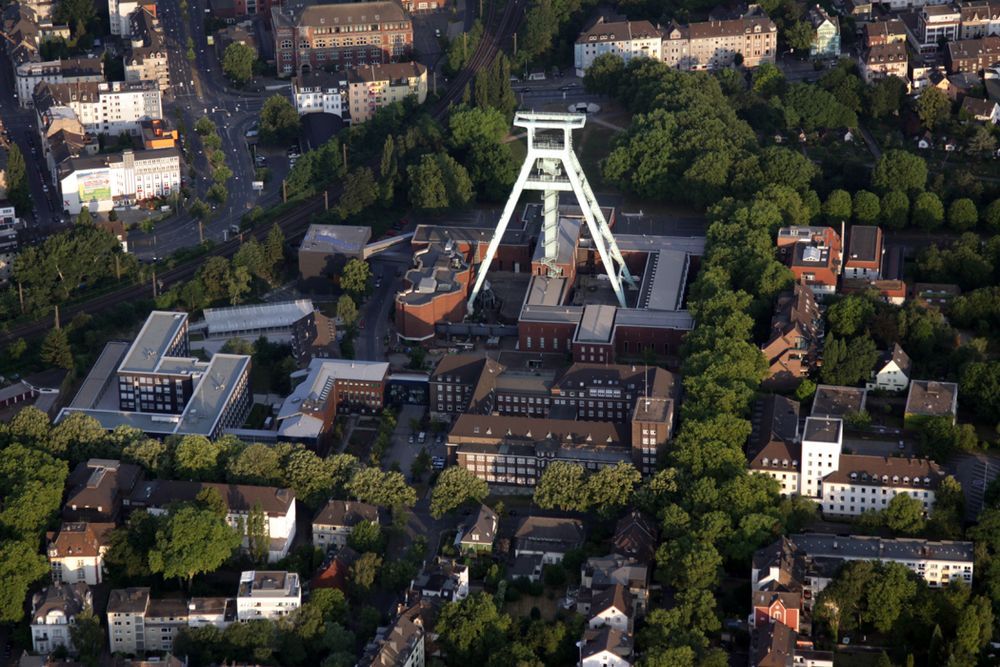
[347,61,427,123]
[58,311,252,437]
[276,358,389,442]
[912,5,962,53]
[129,480,297,562]
[271,1,412,77]
[661,5,778,70]
[236,571,301,621]
[573,16,662,76]
[57,147,182,214]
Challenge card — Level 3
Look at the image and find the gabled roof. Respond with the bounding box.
[313,500,382,528]
[514,516,585,552]
[590,584,632,618]
[876,343,912,377]
[459,504,498,545]
[613,509,658,562]
[580,625,632,661]
[129,480,295,516]
[47,521,115,558]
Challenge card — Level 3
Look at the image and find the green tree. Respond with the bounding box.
[246,502,270,565]
[929,475,965,539]
[585,462,641,517]
[826,294,874,337]
[41,327,74,370]
[149,504,242,586]
[823,189,852,223]
[867,76,907,120]
[265,224,285,269]
[880,190,910,230]
[820,335,879,386]
[227,265,252,305]
[116,436,170,475]
[408,153,474,211]
[436,593,512,665]
[347,520,383,553]
[6,338,26,360]
[227,443,282,485]
[5,143,30,212]
[335,167,378,219]
[349,552,382,594]
[948,198,978,231]
[70,609,104,667]
[222,42,255,85]
[336,295,358,326]
[884,493,926,535]
[174,434,225,481]
[449,106,508,148]
[533,461,589,511]
[983,199,1000,231]
[872,149,928,195]
[430,466,489,518]
[864,562,918,632]
[345,467,416,509]
[584,53,625,96]
[259,95,300,145]
[853,190,880,224]
[340,259,370,297]
[915,86,951,129]
[960,361,1000,421]
[76,208,93,226]
[0,540,50,622]
[912,191,944,231]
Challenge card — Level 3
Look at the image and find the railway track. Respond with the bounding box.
[0,0,523,345]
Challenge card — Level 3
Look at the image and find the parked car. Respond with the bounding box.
[418,431,426,443]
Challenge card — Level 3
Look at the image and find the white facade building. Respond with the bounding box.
[36,80,163,136]
[573,17,662,76]
[15,58,104,108]
[292,72,346,116]
[866,343,912,393]
[47,522,114,586]
[59,147,181,214]
[799,417,842,498]
[108,0,138,35]
[31,583,91,656]
[820,454,945,518]
[236,571,301,622]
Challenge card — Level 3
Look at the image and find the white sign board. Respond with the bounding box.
[251,181,264,191]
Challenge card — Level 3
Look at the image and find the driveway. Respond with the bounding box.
[382,404,429,478]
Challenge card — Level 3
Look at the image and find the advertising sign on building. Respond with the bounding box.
[78,169,112,203]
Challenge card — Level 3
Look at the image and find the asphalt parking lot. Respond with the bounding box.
[381,404,449,480]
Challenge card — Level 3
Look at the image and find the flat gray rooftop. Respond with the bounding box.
[803,416,841,443]
[525,275,568,307]
[812,385,867,418]
[575,304,616,343]
[69,341,129,409]
[299,224,371,256]
[204,300,314,337]
[532,217,582,268]
[177,354,252,436]
[520,304,584,324]
[120,311,188,374]
[614,234,706,255]
[794,533,974,562]
[613,307,694,330]
[639,248,689,311]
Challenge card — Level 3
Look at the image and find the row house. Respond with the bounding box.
[573,16,662,76]
[821,455,945,517]
[14,58,104,108]
[34,79,163,137]
[347,61,427,123]
[947,34,1000,72]
[863,18,908,46]
[271,1,412,78]
[761,284,823,391]
[751,623,833,667]
[661,5,777,70]
[861,42,908,83]
[125,8,170,92]
[108,589,238,654]
[960,0,1000,37]
[292,70,346,117]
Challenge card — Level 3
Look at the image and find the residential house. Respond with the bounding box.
[311,500,382,552]
[809,5,840,58]
[947,35,1000,72]
[410,558,469,601]
[844,226,883,280]
[820,455,946,517]
[777,226,843,296]
[107,589,189,654]
[761,284,823,390]
[46,521,114,585]
[292,70,346,117]
[64,459,142,523]
[751,622,833,667]
[840,278,907,305]
[129,480,297,562]
[866,343,913,392]
[31,583,91,655]
[357,604,425,667]
[579,626,633,667]
[455,504,498,552]
[864,19,907,46]
[612,510,658,563]
[579,555,651,614]
[347,61,428,124]
[588,585,633,633]
[861,42,908,83]
[660,5,778,71]
[513,516,585,564]
[236,571,301,622]
[748,395,802,498]
[961,95,1000,120]
[960,0,1000,39]
[573,16,662,76]
[310,546,360,593]
[904,380,959,425]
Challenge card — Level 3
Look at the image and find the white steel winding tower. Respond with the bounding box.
[466,112,637,313]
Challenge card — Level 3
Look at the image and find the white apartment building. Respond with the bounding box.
[799,417,842,498]
[292,71,346,116]
[131,480,297,563]
[866,344,912,393]
[31,583,91,655]
[236,571,301,622]
[47,521,114,586]
[311,500,381,551]
[884,0,950,11]
[58,147,181,214]
[754,534,974,592]
[573,17,662,76]
[820,455,944,518]
[35,80,163,136]
[108,0,139,35]
[107,588,235,654]
[15,58,104,108]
